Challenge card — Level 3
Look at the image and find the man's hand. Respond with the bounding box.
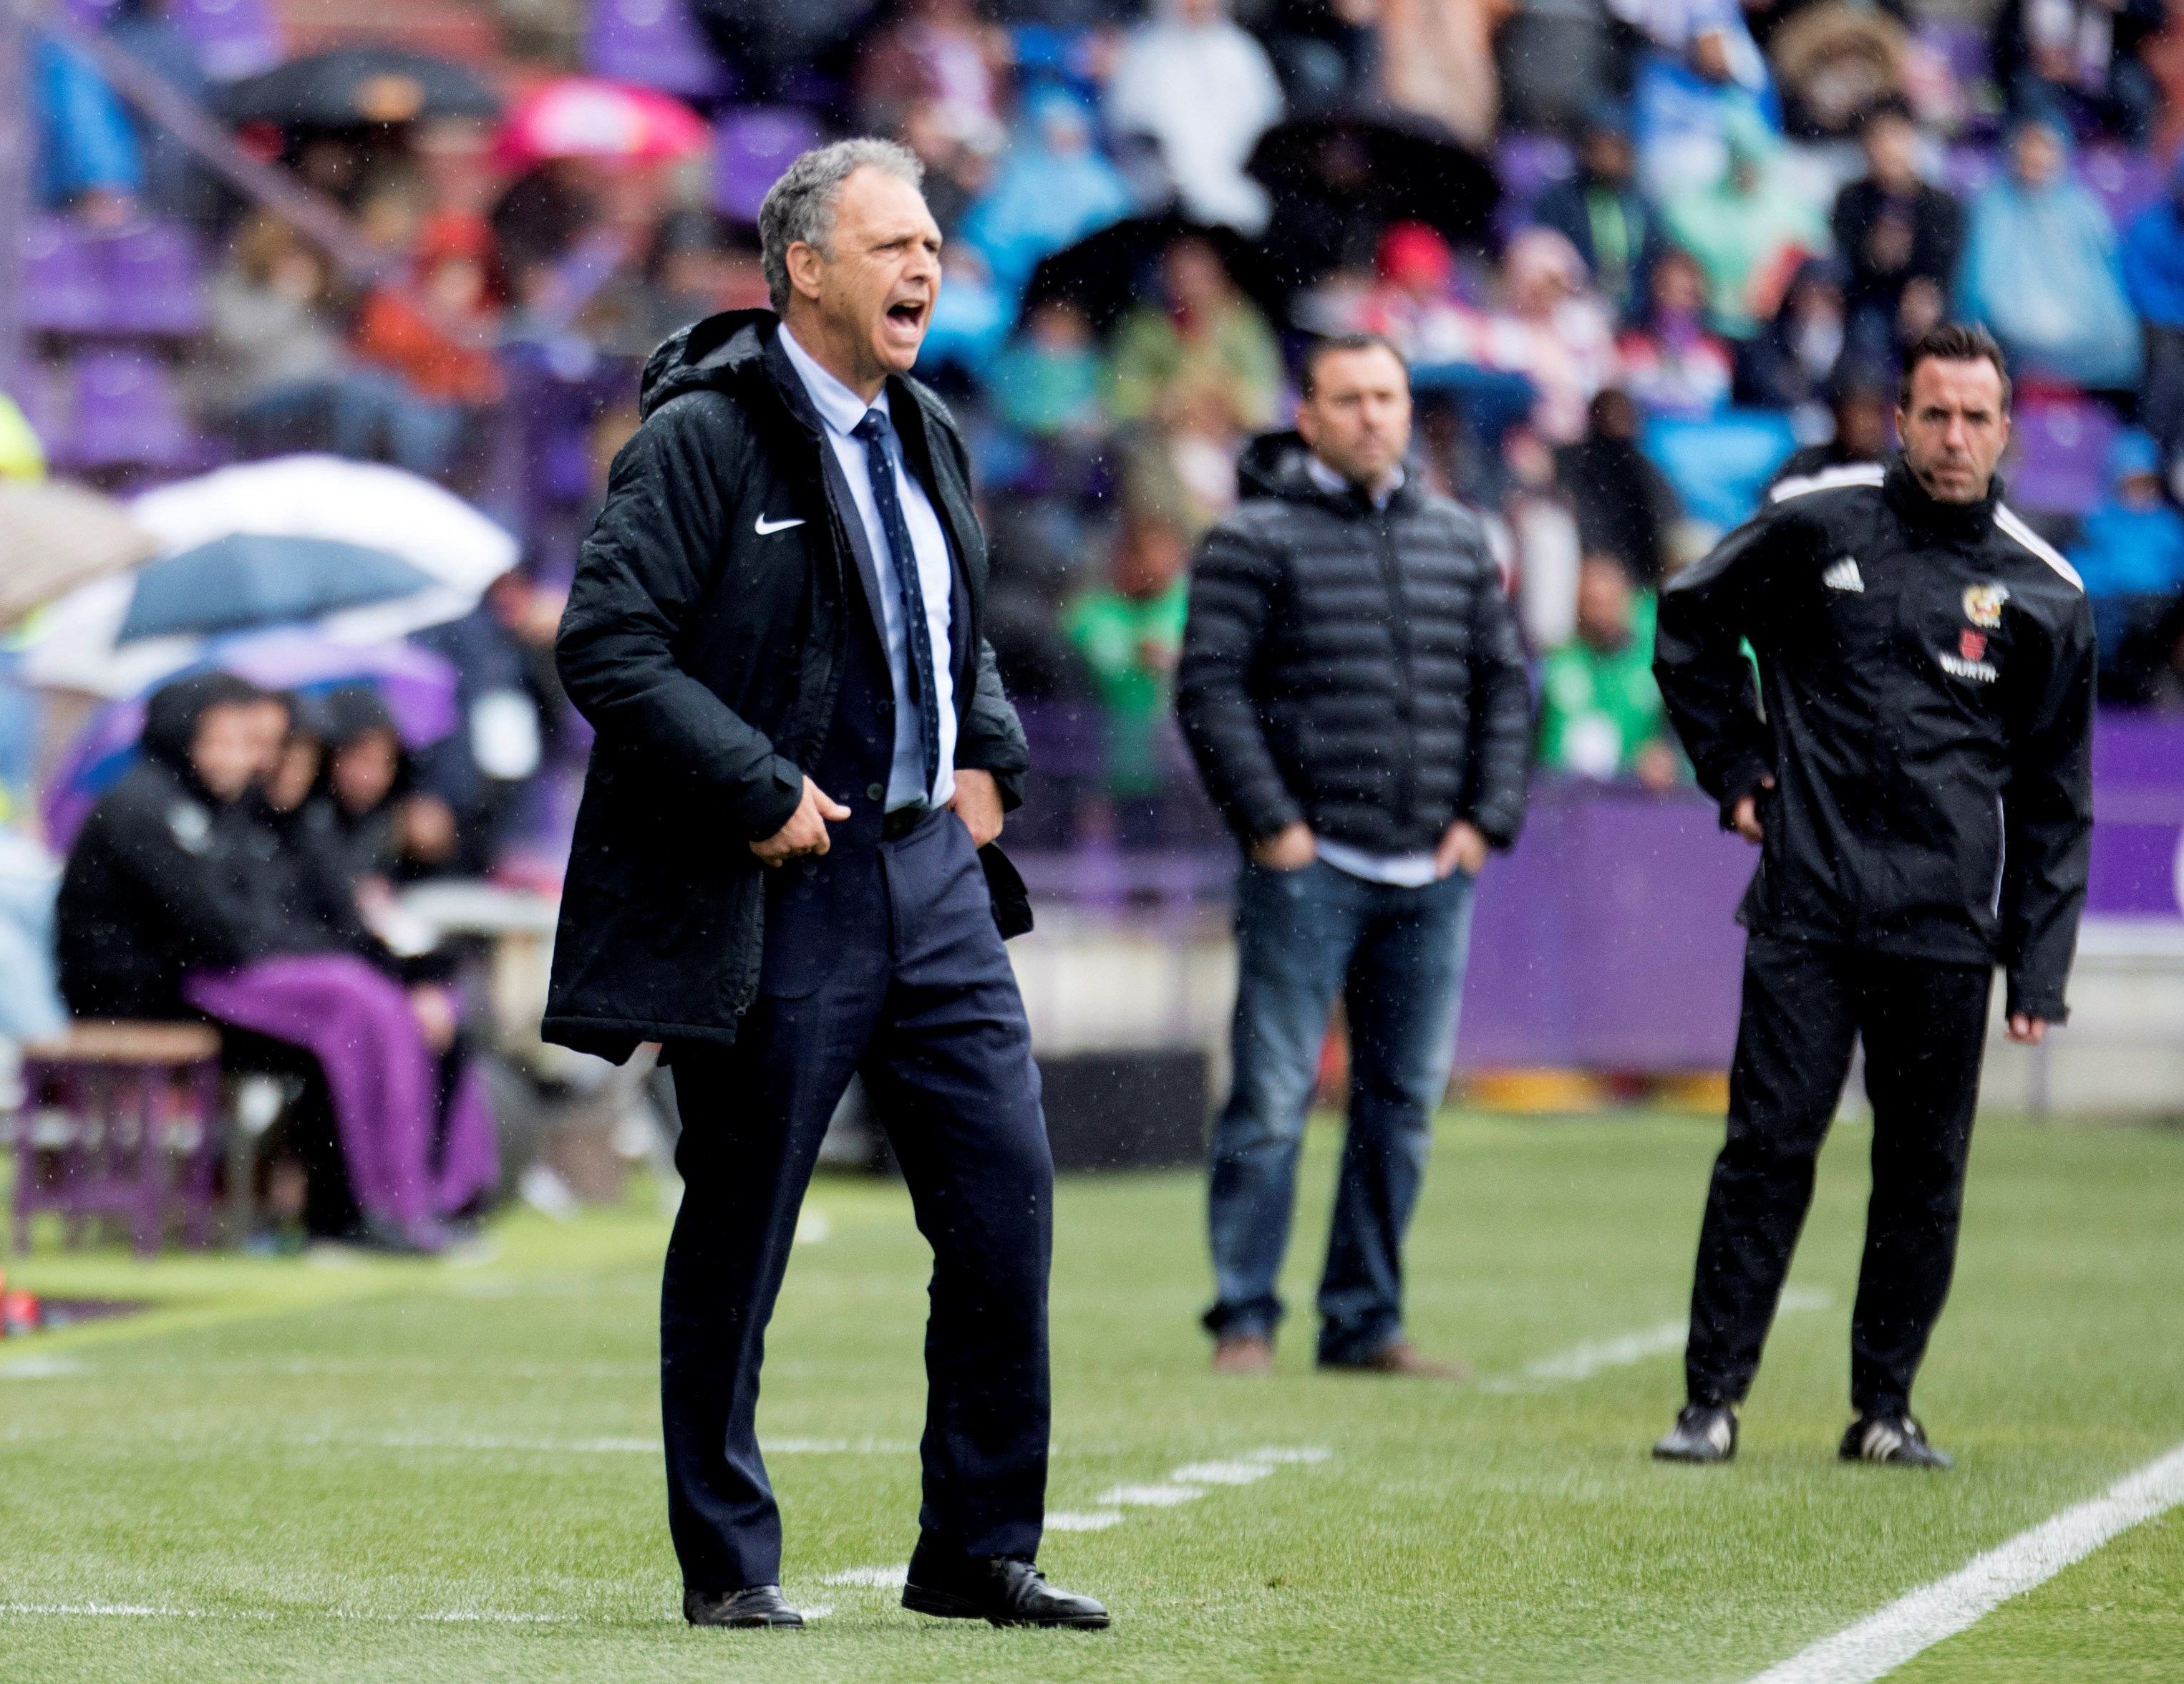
[1251,821,1316,871]
[752,777,850,866]
[1731,777,1775,844]
[950,769,1005,849]
[1435,819,1489,879]
[2006,1015,2049,1045]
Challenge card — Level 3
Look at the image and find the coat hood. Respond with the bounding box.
[638,308,779,421]
[1236,430,1326,502]
[1237,430,1412,513]
[635,309,966,449]
[139,671,261,787]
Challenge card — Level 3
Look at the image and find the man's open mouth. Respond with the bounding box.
[886,299,928,329]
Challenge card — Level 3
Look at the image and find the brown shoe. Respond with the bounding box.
[1319,1340,1470,1381]
[1211,1332,1274,1375]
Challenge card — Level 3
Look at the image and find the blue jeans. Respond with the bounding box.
[1205,858,1476,1363]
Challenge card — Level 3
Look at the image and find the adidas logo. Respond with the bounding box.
[1823,556,1864,593]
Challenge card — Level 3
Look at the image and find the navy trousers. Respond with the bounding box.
[659,808,1054,1594]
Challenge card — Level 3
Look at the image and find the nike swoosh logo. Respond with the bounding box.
[754,514,806,535]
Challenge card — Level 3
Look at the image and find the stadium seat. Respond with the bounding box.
[714,106,825,224]
[1641,409,1799,530]
[2079,145,2165,230]
[2008,395,2118,516]
[10,1020,224,1257]
[21,217,102,335]
[583,0,730,99]
[97,221,208,337]
[54,347,200,472]
[1943,142,1998,201]
[1494,132,1575,223]
[169,0,283,82]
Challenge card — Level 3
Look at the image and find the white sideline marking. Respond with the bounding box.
[1244,1446,1331,1464]
[1480,1289,1833,1393]
[1098,1482,1205,1506]
[1744,1441,2184,1684]
[0,1355,87,1379]
[360,1433,907,1455]
[1172,1461,1275,1486]
[1047,1510,1125,1531]
[822,1565,908,1588]
[0,1603,563,1624]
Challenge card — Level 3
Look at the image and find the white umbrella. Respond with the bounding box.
[0,481,160,632]
[126,454,518,593]
[23,457,515,698]
[21,569,480,698]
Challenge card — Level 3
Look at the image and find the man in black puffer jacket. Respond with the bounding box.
[1178,333,1530,1379]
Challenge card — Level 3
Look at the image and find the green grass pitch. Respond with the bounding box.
[1,1110,2180,1683]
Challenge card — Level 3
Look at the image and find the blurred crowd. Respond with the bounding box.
[15,0,2184,872]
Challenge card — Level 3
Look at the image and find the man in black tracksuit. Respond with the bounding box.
[1650,325,2095,1468]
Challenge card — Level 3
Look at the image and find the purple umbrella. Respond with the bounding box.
[42,632,458,852]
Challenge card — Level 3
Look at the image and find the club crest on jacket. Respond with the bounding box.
[1962,582,2009,628]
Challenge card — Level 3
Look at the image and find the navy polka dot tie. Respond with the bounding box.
[853,408,941,801]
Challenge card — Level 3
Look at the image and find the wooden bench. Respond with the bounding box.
[11,1021,223,1257]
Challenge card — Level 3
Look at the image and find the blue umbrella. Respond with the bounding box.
[118,533,435,644]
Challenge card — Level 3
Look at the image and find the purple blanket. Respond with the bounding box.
[187,953,496,1243]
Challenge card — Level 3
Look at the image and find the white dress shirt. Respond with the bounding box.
[780,326,957,810]
[1299,454,1442,889]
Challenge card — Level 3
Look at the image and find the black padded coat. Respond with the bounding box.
[542,310,1029,1063]
[1175,431,1531,856]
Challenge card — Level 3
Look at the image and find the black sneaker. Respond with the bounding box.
[1840,1413,1953,1469]
[1652,1403,1738,1463]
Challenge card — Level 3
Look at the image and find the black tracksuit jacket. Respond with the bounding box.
[1654,458,2095,1021]
[1176,431,1531,856]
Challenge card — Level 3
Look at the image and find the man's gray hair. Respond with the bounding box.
[758,138,926,314]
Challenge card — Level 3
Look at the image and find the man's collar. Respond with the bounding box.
[1304,453,1404,509]
[778,324,892,438]
[1883,453,2001,540]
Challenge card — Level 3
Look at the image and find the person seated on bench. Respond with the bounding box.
[53,673,495,1253]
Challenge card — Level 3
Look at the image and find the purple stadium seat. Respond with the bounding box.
[22,217,102,334]
[1495,132,1574,218]
[2078,145,2165,230]
[170,0,283,81]
[57,347,198,471]
[97,222,207,337]
[585,0,730,99]
[714,107,825,224]
[1944,143,1998,202]
[1915,19,1990,90]
[2008,395,2118,516]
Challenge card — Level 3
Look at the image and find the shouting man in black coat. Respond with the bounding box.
[1178,334,1531,1380]
[1650,324,2095,1471]
[545,140,1105,1632]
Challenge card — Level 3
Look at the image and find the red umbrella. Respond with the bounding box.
[496,77,709,169]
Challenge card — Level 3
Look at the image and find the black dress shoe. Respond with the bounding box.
[902,1555,1110,1629]
[683,1584,806,1628]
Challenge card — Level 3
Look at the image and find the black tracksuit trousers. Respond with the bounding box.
[1684,934,1994,1418]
